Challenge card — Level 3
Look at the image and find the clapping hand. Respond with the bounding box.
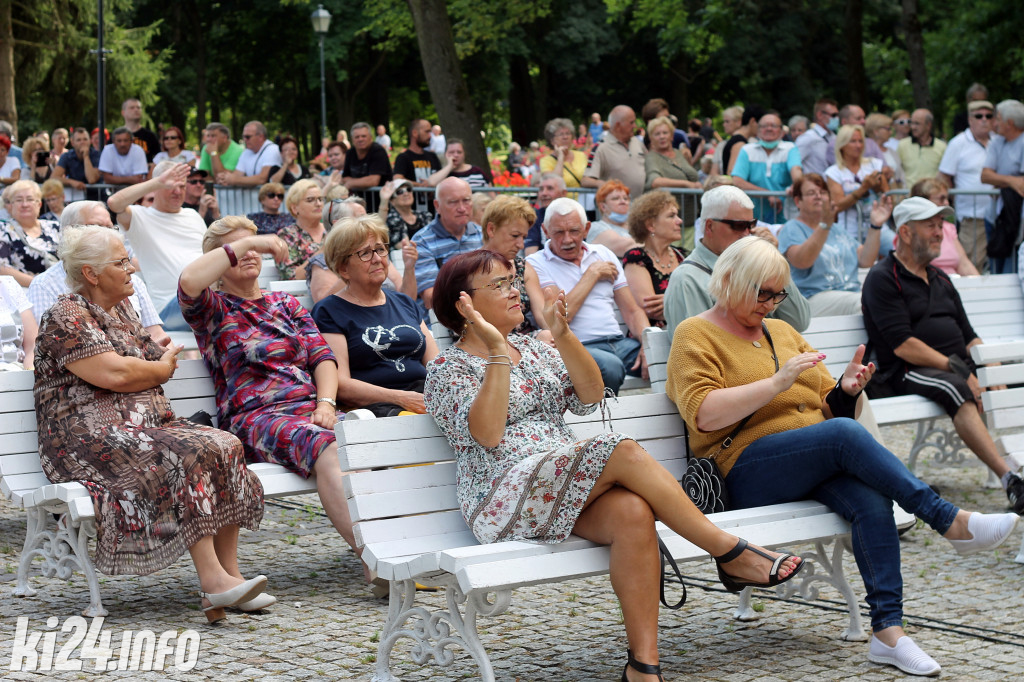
[869,194,894,228]
[773,351,826,392]
[541,286,571,340]
[400,238,417,271]
[840,344,874,395]
[380,180,396,202]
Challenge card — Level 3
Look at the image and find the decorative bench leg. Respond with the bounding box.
[906,418,970,478]
[733,587,757,621]
[773,539,867,642]
[374,578,511,682]
[12,508,107,617]
[1016,536,1024,565]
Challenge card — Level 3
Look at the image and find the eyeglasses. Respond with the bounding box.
[352,245,388,262]
[799,190,827,199]
[972,113,994,120]
[713,218,757,232]
[242,134,254,140]
[187,179,205,185]
[470,276,522,296]
[9,197,39,205]
[303,196,324,204]
[756,288,788,304]
[264,193,284,200]
[106,258,132,272]
[394,187,410,196]
[893,118,910,125]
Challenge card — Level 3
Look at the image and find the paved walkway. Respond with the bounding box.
[2,423,1022,680]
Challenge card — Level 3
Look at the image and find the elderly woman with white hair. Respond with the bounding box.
[667,235,1018,676]
[0,179,61,286]
[33,224,268,622]
[179,216,376,591]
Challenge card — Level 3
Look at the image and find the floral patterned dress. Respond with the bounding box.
[276,223,323,280]
[180,285,338,477]
[33,294,264,575]
[425,335,630,544]
[0,219,60,275]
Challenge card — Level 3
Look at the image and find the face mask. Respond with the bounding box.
[827,116,840,133]
[760,139,780,150]
[607,211,629,224]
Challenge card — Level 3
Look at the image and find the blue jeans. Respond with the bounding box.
[581,335,641,394]
[159,297,191,332]
[724,418,959,632]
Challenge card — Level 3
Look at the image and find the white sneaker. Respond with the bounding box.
[947,512,1019,556]
[868,636,941,676]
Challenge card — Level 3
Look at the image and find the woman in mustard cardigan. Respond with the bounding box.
[666,235,1018,678]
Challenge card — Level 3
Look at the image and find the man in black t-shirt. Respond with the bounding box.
[862,197,1024,512]
[393,118,442,215]
[342,122,392,210]
[122,98,160,164]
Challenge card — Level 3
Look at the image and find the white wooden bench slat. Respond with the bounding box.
[354,510,468,548]
[973,341,1024,365]
[6,390,33,411]
[0,433,39,458]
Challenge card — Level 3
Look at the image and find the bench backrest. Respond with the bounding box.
[0,360,217,507]
[645,273,1024,393]
[268,280,314,311]
[337,392,687,548]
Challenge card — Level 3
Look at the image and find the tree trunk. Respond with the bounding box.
[509,56,535,144]
[0,0,17,136]
[843,0,868,108]
[901,0,930,110]
[406,0,491,182]
[668,53,689,124]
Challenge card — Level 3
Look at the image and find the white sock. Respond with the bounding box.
[1001,471,1015,490]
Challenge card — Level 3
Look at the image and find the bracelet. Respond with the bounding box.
[869,223,883,231]
[485,361,512,368]
[317,397,337,407]
[487,354,512,361]
[222,243,238,266]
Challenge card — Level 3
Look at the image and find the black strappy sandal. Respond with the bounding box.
[714,538,803,593]
[621,648,664,681]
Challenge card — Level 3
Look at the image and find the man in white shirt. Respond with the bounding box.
[219,120,282,187]
[939,100,996,273]
[107,161,206,331]
[796,98,839,176]
[526,197,650,393]
[98,127,148,186]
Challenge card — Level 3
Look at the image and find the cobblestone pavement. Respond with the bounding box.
[1,423,1022,681]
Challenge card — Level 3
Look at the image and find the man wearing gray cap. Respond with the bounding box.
[862,197,1024,513]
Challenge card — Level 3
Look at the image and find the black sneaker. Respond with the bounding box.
[1007,473,1024,515]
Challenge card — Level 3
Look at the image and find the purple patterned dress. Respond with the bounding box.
[33,294,263,575]
[425,335,629,544]
[180,285,338,477]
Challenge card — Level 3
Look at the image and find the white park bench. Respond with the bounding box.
[972,340,1024,563]
[268,278,314,310]
[0,360,318,617]
[338,393,914,682]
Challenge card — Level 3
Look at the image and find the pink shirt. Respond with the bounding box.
[893,220,960,275]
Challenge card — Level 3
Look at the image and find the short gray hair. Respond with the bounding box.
[543,118,574,146]
[111,126,132,140]
[351,121,372,135]
[788,114,809,130]
[699,185,753,223]
[59,225,123,293]
[996,100,1024,130]
[543,197,586,230]
[708,235,792,311]
[966,83,989,101]
[152,160,179,177]
[538,172,566,190]
[206,122,232,139]
[245,120,268,138]
[60,201,107,230]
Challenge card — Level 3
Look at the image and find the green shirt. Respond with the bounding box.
[198,140,245,173]
[663,239,811,334]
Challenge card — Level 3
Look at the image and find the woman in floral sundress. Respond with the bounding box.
[33,225,268,623]
[425,249,803,682]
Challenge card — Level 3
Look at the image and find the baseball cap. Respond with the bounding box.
[967,100,994,113]
[893,197,955,227]
[188,168,209,179]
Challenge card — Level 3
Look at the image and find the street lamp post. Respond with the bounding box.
[310,5,332,141]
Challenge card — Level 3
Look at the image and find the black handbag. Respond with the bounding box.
[681,323,779,514]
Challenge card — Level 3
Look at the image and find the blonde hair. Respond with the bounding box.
[321,214,390,274]
[3,179,41,203]
[864,113,892,141]
[258,181,285,202]
[647,115,675,137]
[834,124,865,170]
[481,195,535,244]
[202,215,257,254]
[58,225,123,293]
[40,179,64,199]
[708,235,791,310]
[285,178,320,215]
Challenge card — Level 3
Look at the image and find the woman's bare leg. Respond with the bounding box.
[573,488,663,682]
[189,535,246,595]
[585,440,800,583]
[313,447,371,581]
[212,524,242,579]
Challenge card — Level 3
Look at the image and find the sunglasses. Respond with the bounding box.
[163,135,179,141]
[265,193,284,200]
[394,187,410,196]
[972,113,994,120]
[756,289,789,304]
[713,218,757,232]
[187,179,205,185]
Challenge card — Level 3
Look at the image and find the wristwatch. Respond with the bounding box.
[818,222,832,230]
[209,150,219,157]
[317,397,337,407]
[869,223,883,231]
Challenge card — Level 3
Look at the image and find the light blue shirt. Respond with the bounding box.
[983,132,1024,223]
[777,219,860,298]
[732,140,802,222]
